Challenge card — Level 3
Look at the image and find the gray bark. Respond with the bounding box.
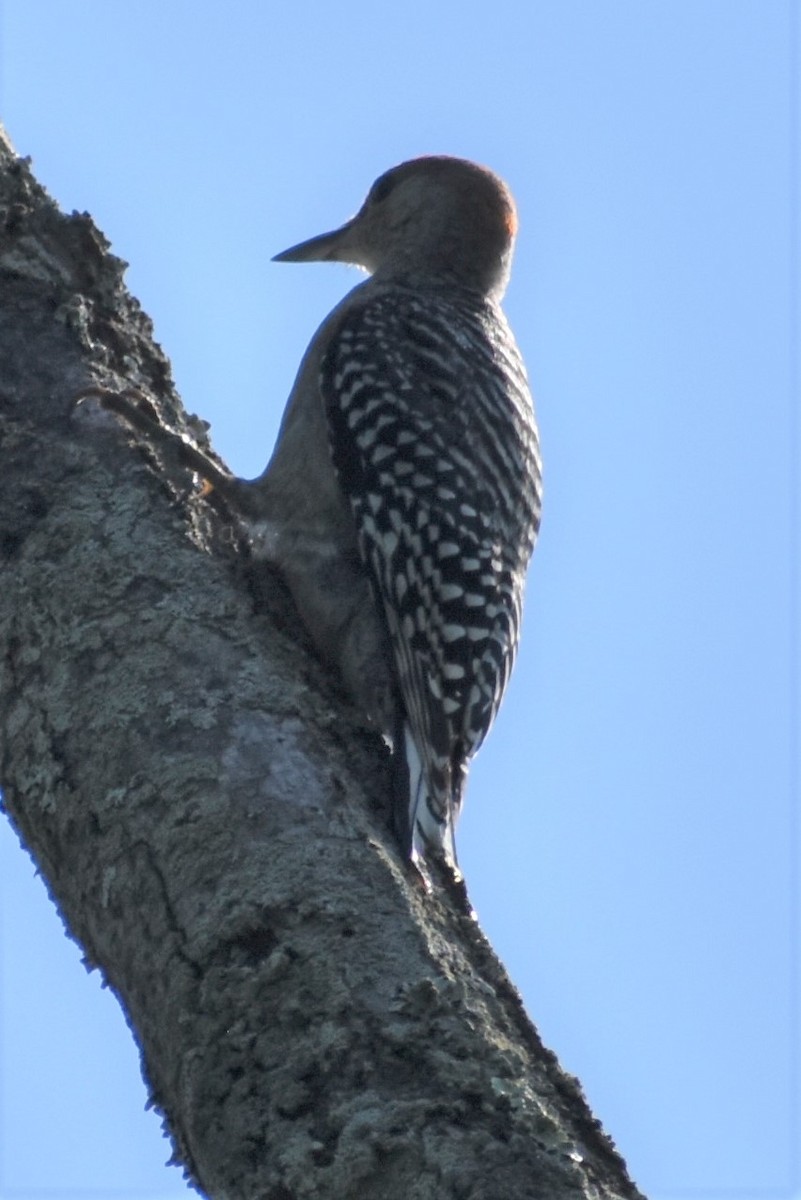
[0,126,645,1200]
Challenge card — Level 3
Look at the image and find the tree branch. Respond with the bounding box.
[0,127,645,1200]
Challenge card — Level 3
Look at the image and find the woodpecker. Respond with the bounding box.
[87,156,542,876]
[253,156,542,874]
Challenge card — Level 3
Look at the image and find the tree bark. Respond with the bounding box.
[0,126,645,1200]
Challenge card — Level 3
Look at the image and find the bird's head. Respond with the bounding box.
[273,156,518,299]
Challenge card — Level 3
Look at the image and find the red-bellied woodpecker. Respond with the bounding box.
[257,156,542,874]
[86,156,542,877]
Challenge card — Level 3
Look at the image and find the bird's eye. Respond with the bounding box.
[369,173,396,205]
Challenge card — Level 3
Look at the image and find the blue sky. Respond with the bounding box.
[0,2,798,1197]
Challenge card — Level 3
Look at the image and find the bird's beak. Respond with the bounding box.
[272,216,358,264]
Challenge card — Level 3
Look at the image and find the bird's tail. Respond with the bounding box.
[392,717,460,874]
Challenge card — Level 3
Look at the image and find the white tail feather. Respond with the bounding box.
[404,725,458,871]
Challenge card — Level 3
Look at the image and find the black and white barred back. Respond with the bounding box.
[321,284,542,871]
